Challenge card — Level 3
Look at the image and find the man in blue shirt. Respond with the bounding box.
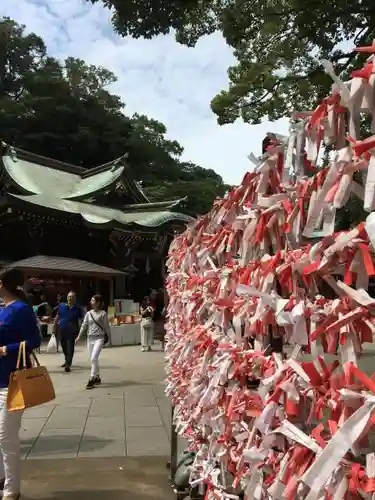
[55,291,83,372]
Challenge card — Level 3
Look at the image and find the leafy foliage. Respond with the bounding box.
[89,0,216,42]
[0,17,227,215]
[144,161,232,215]
[335,193,367,231]
[91,0,375,124]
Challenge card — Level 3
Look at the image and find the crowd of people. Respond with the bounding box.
[0,268,167,499]
[28,287,166,365]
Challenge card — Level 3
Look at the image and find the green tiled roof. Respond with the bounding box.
[1,144,194,229]
[2,149,124,199]
[9,193,194,228]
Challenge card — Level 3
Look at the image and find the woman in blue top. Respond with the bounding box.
[0,268,41,499]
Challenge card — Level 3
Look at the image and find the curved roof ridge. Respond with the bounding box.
[8,193,194,228]
[81,154,127,178]
[0,143,187,208]
[5,145,85,174]
[1,147,124,200]
[122,198,187,211]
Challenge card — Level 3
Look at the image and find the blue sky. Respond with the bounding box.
[0,0,289,185]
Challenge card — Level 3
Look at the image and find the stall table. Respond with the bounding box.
[110,323,141,346]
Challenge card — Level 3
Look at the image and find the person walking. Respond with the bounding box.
[54,291,83,372]
[75,294,110,390]
[140,296,154,352]
[31,302,43,353]
[0,268,41,499]
[52,293,63,352]
[36,294,52,339]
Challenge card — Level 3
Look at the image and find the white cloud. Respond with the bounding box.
[0,0,289,185]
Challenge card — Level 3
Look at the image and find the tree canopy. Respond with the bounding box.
[0,17,229,216]
[90,0,375,124]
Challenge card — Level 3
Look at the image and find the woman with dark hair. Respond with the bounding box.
[140,296,154,352]
[0,268,41,499]
[76,294,110,390]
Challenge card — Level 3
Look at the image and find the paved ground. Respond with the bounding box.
[21,342,174,459]
[19,342,180,499]
[22,457,175,499]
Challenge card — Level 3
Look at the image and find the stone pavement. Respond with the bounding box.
[22,457,175,499]
[19,343,181,498]
[21,343,177,460]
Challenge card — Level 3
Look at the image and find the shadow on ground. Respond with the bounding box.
[24,489,168,500]
[23,434,117,459]
[45,365,121,374]
[22,457,174,499]
[47,368,85,374]
[99,379,148,388]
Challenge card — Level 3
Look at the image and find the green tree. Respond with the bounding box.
[126,113,184,183]
[0,17,228,215]
[90,0,375,124]
[143,161,232,216]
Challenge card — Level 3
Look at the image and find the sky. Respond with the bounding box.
[0,0,289,185]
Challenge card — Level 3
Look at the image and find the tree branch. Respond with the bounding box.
[265,4,373,19]
[334,27,372,74]
[228,68,320,114]
[216,13,375,121]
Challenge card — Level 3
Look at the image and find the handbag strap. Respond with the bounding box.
[31,350,40,367]
[89,312,105,334]
[16,342,23,370]
[16,341,27,370]
[16,341,40,370]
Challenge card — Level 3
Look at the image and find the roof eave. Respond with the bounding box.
[5,193,194,230]
[123,197,187,211]
[63,167,125,201]
[120,166,150,203]
[7,255,125,277]
[2,144,85,175]
[80,154,128,179]
[13,266,123,278]
[0,144,187,209]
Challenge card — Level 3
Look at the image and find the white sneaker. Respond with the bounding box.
[141,347,146,352]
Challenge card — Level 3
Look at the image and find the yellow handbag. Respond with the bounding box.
[7,341,56,412]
